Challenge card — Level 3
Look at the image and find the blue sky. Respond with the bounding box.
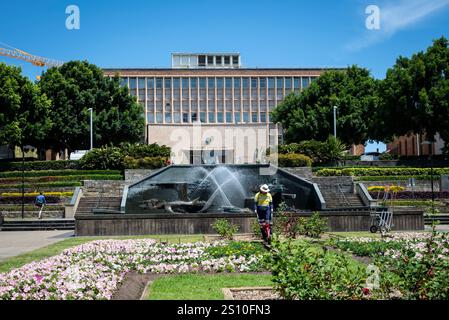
[1,0,449,151]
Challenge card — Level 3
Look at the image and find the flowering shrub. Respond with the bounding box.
[367,185,405,192]
[0,239,264,300]
[331,232,449,299]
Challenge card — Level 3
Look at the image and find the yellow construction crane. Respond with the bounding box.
[0,41,63,68]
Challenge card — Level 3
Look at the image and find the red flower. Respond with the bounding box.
[362,287,371,295]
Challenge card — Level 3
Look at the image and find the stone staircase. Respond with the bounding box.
[0,219,75,231]
[311,176,367,210]
[75,196,122,215]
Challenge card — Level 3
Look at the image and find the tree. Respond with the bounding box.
[270,65,379,145]
[38,60,144,157]
[0,63,52,152]
[373,37,449,147]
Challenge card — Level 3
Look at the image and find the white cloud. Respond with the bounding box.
[345,0,449,51]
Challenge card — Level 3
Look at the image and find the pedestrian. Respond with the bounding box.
[254,184,273,243]
[35,192,47,219]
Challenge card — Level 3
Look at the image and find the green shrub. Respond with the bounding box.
[0,181,82,189]
[122,156,168,169]
[0,160,79,172]
[251,219,262,238]
[296,212,328,238]
[278,153,312,167]
[0,170,121,178]
[316,167,449,177]
[272,202,299,238]
[0,174,123,184]
[267,237,368,300]
[211,218,240,240]
[355,175,440,181]
[78,144,170,170]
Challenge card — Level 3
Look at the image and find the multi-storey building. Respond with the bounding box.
[104,53,332,164]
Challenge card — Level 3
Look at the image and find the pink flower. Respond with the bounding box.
[362,288,371,295]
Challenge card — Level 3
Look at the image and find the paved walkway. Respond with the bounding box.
[0,230,74,261]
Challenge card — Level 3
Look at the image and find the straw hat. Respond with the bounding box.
[260,184,270,192]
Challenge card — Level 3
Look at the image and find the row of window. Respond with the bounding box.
[147,111,270,124]
[122,76,317,90]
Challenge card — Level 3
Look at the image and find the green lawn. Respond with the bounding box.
[147,273,273,300]
[0,234,204,273]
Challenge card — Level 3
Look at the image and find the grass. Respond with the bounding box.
[147,273,273,300]
[0,234,205,273]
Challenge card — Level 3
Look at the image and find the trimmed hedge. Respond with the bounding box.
[0,170,121,178]
[0,205,65,211]
[0,196,63,205]
[1,192,73,197]
[0,160,79,172]
[316,167,449,177]
[367,186,405,192]
[278,154,313,167]
[0,181,82,189]
[123,156,168,169]
[354,175,440,181]
[0,174,123,184]
[369,191,449,200]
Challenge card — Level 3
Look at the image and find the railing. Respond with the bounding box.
[65,186,83,218]
[337,183,350,206]
[355,183,376,208]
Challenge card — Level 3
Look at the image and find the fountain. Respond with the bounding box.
[124,164,321,215]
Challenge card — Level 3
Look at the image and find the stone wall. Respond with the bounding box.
[82,180,126,197]
[75,209,424,236]
[124,169,158,183]
[1,210,64,219]
[282,167,313,180]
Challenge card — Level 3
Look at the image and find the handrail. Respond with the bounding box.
[120,185,129,213]
[337,183,350,206]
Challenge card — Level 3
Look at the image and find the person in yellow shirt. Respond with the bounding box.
[254,184,273,243]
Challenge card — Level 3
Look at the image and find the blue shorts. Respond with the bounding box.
[256,206,272,224]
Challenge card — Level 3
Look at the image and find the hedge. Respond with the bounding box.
[368,191,449,200]
[123,156,169,169]
[0,181,82,189]
[0,160,79,172]
[367,186,405,192]
[278,154,313,167]
[0,174,123,184]
[0,205,65,211]
[0,196,63,205]
[1,192,74,197]
[316,167,449,177]
[0,170,121,178]
[354,175,440,181]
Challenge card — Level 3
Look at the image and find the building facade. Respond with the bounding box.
[104,53,331,164]
[387,133,445,157]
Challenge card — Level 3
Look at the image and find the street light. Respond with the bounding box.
[421,140,435,214]
[87,108,93,150]
[332,106,338,138]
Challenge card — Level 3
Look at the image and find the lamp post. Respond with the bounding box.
[333,106,338,138]
[87,108,93,150]
[421,140,435,213]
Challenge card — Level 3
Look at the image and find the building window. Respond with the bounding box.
[252,113,258,123]
[165,78,171,89]
[182,112,189,123]
[182,78,189,89]
[173,78,180,89]
[243,112,249,123]
[226,112,233,123]
[232,55,239,65]
[120,77,128,87]
[156,78,163,88]
[260,113,267,123]
[191,112,198,122]
[251,78,258,89]
[208,77,215,88]
[208,112,215,123]
[217,112,224,123]
[190,77,197,88]
[198,55,206,67]
[173,113,181,123]
[234,77,241,88]
[293,77,300,90]
[234,112,241,123]
[217,101,224,111]
[216,56,222,65]
[216,78,224,89]
[302,77,310,89]
[199,78,206,88]
[225,77,232,89]
[276,77,284,89]
[156,112,163,123]
[200,112,206,123]
[259,78,266,88]
[207,55,214,65]
[147,113,155,123]
[285,78,292,88]
[224,56,230,65]
[129,78,137,89]
[165,112,172,123]
[208,100,215,112]
[268,78,275,88]
[147,78,154,89]
[242,78,249,88]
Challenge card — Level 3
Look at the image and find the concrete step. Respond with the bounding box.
[1,219,75,231]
